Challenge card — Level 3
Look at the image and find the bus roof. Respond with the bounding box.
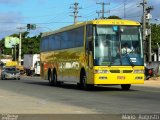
[42,19,140,37]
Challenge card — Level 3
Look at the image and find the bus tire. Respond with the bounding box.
[121,84,131,90]
[82,76,87,89]
[80,70,88,89]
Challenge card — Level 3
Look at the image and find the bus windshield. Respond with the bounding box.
[94,25,144,66]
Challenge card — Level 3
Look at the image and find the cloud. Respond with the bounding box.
[108,0,160,22]
[148,0,160,20]
[0,12,25,39]
[109,0,140,20]
[0,12,23,22]
[0,11,41,40]
[0,0,23,4]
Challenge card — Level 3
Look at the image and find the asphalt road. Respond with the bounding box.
[0,76,160,119]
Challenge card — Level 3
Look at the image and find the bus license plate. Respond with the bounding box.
[117,76,125,79]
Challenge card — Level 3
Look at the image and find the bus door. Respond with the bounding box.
[86,25,94,83]
[86,25,93,68]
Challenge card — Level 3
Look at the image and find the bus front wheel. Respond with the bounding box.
[121,84,131,90]
[80,71,93,90]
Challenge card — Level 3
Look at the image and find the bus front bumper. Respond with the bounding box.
[93,74,144,85]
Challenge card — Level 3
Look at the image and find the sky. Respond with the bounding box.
[0,0,160,39]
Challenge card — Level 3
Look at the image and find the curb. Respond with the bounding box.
[134,78,160,88]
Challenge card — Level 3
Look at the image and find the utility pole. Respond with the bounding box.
[96,2,110,19]
[17,27,25,66]
[70,2,82,24]
[139,0,147,62]
[140,0,153,62]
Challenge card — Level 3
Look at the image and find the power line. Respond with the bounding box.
[81,3,97,11]
[125,15,142,19]
[0,29,17,34]
[0,21,73,25]
[47,10,69,23]
[109,3,124,11]
[81,10,96,18]
[123,0,130,17]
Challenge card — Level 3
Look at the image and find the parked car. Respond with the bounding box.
[1,67,20,80]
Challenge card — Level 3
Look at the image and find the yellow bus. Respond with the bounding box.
[41,19,144,90]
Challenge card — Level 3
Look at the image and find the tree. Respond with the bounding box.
[151,24,160,50]
[0,38,12,55]
[107,15,121,19]
[0,32,41,60]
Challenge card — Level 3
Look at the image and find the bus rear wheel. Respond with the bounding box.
[121,84,131,90]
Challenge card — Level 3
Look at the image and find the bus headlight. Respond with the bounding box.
[134,70,144,74]
[94,70,109,74]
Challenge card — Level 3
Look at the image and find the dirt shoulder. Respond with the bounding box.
[134,77,160,88]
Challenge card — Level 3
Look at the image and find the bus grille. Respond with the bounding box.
[123,70,133,73]
[109,70,133,73]
[110,70,120,73]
